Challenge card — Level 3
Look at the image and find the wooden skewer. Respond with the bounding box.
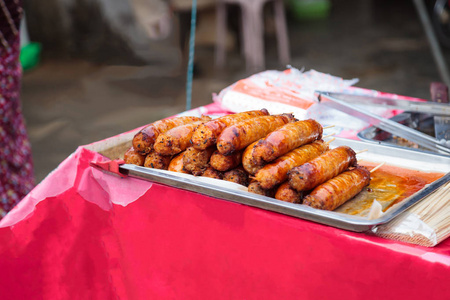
[355,149,368,155]
[323,125,335,129]
[370,162,385,173]
[325,137,336,145]
[322,133,335,139]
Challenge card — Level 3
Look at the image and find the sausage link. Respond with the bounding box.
[217,114,295,155]
[191,109,269,150]
[288,146,357,192]
[223,167,249,187]
[275,182,303,203]
[254,140,329,189]
[132,116,204,155]
[183,146,216,175]
[201,166,224,179]
[168,152,189,173]
[123,146,145,166]
[248,181,276,197]
[303,166,371,210]
[144,152,173,170]
[154,118,211,155]
[210,149,243,172]
[242,140,265,175]
[252,119,323,164]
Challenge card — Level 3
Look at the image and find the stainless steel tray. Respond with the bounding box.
[119,138,450,232]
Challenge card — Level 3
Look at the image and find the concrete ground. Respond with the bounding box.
[21,0,449,183]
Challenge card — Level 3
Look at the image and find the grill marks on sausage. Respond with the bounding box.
[288,146,357,192]
[303,166,371,210]
[191,109,269,150]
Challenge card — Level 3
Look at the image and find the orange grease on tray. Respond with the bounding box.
[335,162,444,216]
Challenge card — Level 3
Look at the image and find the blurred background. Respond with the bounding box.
[20,0,450,182]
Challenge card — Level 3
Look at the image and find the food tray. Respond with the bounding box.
[118,137,450,232]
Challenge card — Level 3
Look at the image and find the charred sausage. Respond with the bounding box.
[242,140,265,175]
[288,146,357,192]
[132,116,205,155]
[191,109,269,150]
[216,114,295,155]
[168,152,189,173]
[144,152,173,170]
[252,119,323,164]
[183,146,216,175]
[275,182,303,203]
[303,166,371,210]
[201,166,224,179]
[254,140,329,189]
[210,149,243,172]
[154,118,211,155]
[123,146,145,166]
[248,181,276,197]
[223,167,249,186]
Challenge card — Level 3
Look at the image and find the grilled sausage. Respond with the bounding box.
[252,119,323,164]
[132,116,205,155]
[144,152,173,170]
[288,146,357,192]
[154,118,211,155]
[168,152,189,173]
[183,146,216,175]
[201,166,224,179]
[242,140,265,175]
[248,181,276,197]
[223,167,249,186]
[123,146,145,166]
[191,109,269,150]
[216,114,295,155]
[254,140,329,189]
[210,149,243,172]
[275,182,303,203]
[303,166,371,210]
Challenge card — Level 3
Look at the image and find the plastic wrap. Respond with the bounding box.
[373,182,450,247]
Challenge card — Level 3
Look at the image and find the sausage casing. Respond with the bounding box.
[275,182,303,203]
[154,118,211,155]
[242,140,264,175]
[288,146,357,192]
[217,114,295,155]
[248,181,276,197]
[144,152,173,170]
[252,119,323,164]
[202,166,224,180]
[254,140,329,189]
[123,146,145,166]
[303,166,371,210]
[132,116,204,155]
[210,149,243,172]
[191,109,269,150]
[168,152,189,173]
[223,167,249,187]
[183,146,216,175]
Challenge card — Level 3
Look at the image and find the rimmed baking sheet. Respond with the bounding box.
[119,138,450,232]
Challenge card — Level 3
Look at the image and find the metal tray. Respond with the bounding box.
[119,138,450,232]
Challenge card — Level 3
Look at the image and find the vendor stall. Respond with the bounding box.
[0,69,449,299]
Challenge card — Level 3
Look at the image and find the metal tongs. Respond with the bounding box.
[316,91,450,155]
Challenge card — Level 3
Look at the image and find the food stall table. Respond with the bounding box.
[0,103,449,299]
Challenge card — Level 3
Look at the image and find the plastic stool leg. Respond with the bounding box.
[274,0,290,65]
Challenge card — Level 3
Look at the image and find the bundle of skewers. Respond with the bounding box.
[124,109,382,211]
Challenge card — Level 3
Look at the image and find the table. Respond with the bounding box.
[0,142,449,299]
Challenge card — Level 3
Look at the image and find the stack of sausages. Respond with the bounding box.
[124,109,371,211]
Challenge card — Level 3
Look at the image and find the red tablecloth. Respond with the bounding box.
[0,144,449,299]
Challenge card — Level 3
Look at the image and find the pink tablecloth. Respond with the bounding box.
[0,144,449,300]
